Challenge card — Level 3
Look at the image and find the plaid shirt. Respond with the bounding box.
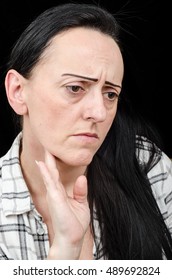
[0,133,172,259]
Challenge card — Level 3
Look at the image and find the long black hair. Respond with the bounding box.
[6,2,172,259]
[88,98,172,259]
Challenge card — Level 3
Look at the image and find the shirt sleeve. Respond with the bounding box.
[148,152,172,236]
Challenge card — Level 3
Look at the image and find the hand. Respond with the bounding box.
[36,151,90,259]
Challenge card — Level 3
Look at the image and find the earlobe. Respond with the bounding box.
[5,69,28,115]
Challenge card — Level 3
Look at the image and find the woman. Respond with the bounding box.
[0,3,172,260]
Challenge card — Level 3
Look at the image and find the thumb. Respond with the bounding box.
[73,175,88,203]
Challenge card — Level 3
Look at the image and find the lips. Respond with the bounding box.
[73,133,98,138]
[71,132,99,144]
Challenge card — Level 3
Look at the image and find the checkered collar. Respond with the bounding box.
[1,132,33,216]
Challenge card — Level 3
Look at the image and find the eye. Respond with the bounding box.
[103,91,119,101]
[66,85,84,94]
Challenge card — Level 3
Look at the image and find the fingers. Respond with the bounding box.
[35,160,57,192]
[37,150,61,188]
[73,175,88,204]
[36,150,88,205]
[44,150,57,170]
[44,150,61,186]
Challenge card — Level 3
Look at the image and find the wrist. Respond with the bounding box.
[47,241,83,260]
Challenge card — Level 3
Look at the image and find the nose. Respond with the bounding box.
[82,91,107,122]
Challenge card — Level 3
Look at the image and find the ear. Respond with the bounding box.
[5,69,28,115]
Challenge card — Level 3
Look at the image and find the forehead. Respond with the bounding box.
[42,27,122,61]
[36,27,124,80]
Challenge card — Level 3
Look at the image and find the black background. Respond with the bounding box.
[0,1,170,157]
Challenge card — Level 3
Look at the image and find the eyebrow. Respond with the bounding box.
[61,73,122,89]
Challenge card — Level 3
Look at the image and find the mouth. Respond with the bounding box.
[74,133,98,138]
[71,132,99,143]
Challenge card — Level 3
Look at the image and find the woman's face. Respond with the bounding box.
[22,27,124,166]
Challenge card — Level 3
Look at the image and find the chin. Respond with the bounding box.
[68,154,94,166]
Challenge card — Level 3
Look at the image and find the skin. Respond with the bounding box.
[5,27,124,259]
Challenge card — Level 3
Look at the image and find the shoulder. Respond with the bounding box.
[136,136,172,190]
[136,136,172,233]
[149,152,172,234]
[148,150,172,204]
[139,139,172,234]
[0,132,22,192]
[135,135,162,166]
[136,135,172,199]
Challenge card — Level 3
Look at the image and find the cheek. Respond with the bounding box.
[106,109,117,128]
[100,112,116,139]
[27,92,61,121]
